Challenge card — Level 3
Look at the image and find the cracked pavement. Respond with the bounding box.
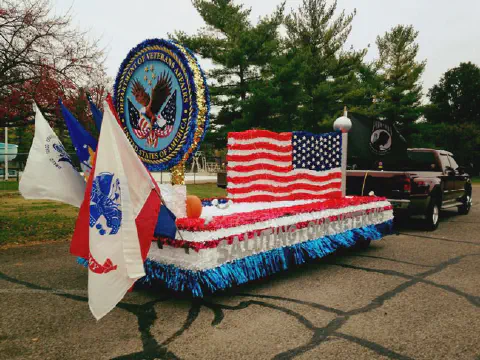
[0,187,479,359]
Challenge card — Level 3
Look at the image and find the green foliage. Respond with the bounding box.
[374,25,425,131]
[425,62,480,125]
[418,62,480,175]
[242,46,305,132]
[171,0,284,137]
[282,0,366,132]
[410,122,480,174]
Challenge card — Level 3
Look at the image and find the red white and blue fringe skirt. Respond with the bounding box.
[79,196,393,297]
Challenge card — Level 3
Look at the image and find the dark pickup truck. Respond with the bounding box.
[346,149,472,230]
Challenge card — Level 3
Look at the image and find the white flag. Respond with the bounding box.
[88,102,156,320]
[19,104,86,207]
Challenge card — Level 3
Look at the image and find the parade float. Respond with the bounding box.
[18,38,394,318]
[91,38,394,297]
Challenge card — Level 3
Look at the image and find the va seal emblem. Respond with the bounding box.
[114,39,210,171]
[89,172,122,235]
[369,120,392,155]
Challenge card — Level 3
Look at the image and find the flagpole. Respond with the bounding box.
[333,106,352,197]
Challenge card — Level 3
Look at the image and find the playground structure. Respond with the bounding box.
[189,151,222,173]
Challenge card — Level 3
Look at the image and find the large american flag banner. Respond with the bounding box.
[227,130,343,202]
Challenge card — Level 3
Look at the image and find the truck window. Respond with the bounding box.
[407,151,439,171]
[439,154,451,171]
[447,156,458,170]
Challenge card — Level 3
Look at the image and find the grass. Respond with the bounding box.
[0,181,19,191]
[0,183,226,248]
[186,183,227,198]
[472,176,480,184]
[0,193,78,247]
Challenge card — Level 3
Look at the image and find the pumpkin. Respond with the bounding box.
[186,195,202,218]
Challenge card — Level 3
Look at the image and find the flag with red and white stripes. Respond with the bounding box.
[227,130,343,202]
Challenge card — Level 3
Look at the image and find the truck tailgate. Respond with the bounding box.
[346,171,409,199]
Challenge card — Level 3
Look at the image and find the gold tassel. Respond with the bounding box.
[170,162,185,185]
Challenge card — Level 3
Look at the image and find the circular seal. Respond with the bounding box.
[113,39,209,171]
[370,129,392,155]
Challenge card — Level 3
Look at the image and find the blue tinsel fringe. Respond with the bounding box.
[177,41,211,146]
[77,220,393,297]
[76,257,89,267]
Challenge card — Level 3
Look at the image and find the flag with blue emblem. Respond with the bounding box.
[59,100,97,180]
[227,130,343,202]
[87,93,103,133]
[71,103,161,320]
[19,103,86,207]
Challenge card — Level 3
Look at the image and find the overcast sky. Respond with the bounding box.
[53,0,480,95]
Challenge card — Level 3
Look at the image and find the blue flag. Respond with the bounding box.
[154,204,177,239]
[87,93,103,132]
[59,100,98,179]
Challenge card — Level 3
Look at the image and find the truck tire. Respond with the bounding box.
[458,191,472,215]
[424,197,440,231]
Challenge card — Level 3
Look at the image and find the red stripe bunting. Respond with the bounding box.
[227,182,341,195]
[227,142,292,153]
[229,130,292,142]
[229,192,343,203]
[227,164,293,173]
[227,171,342,184]
[227,152,292,163]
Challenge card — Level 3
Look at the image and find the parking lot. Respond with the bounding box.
[0,187,479,359]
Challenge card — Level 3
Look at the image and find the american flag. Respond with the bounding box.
[227,130,343,202]
[128,98,150,139]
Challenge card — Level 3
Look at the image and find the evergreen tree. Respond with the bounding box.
[283,0,366,132]
[375,25,425,131]
[343,61,384,118]
[426,62,480,125]
[241,36,305,133]
[171,0,284,135]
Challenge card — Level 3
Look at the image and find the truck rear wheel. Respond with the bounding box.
[424,198,440,231]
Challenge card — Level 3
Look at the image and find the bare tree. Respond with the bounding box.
[0,0,105,89]
[0,0,106,125]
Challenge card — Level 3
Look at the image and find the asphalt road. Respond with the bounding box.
[1,188,479,360]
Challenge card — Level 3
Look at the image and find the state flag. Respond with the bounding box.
[59,100,97,179]
[19,103,86,207]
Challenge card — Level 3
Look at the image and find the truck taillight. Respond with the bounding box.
[403,178,411,192]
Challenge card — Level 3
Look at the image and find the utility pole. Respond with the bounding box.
[4,127,8,181]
